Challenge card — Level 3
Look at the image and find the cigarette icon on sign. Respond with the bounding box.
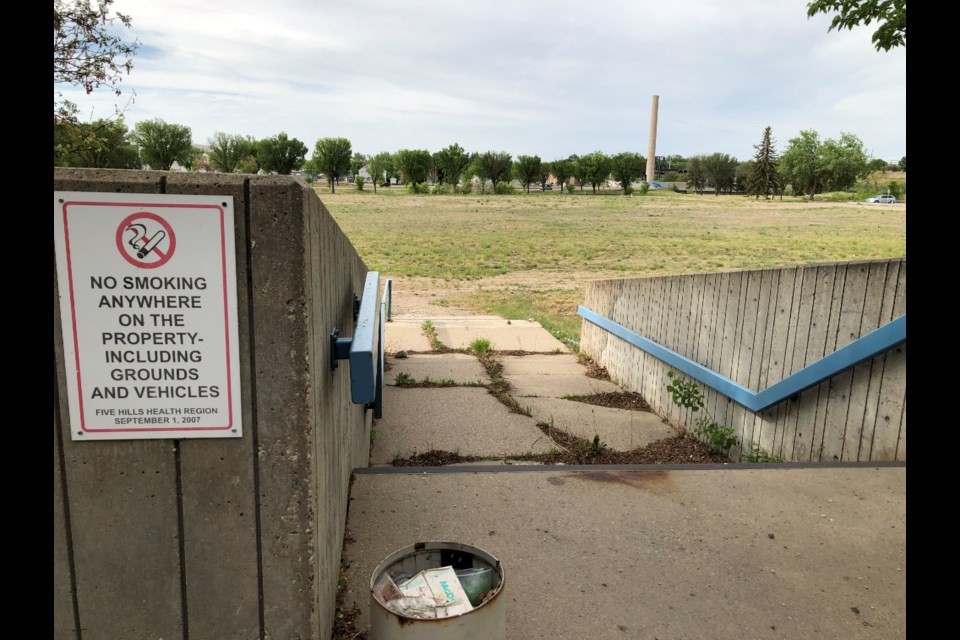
[116,212,176,269]
[126,223,167,259]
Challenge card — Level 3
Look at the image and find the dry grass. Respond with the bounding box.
[318,187,906,345]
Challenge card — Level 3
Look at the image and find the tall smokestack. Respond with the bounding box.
[645,95,659,183]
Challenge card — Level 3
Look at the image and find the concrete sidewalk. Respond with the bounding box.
[344,310,906,638]
[343,465,906,639]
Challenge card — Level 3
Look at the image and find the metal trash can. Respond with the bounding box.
[369,541,506,639]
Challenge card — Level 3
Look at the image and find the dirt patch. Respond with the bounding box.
[389,428,731,467]
[535,423,730,465]
[391,449,482,466]
[564,391,653,412]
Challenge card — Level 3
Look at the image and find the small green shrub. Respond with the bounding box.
[637,182,650,195]
[565,182,577,194]
[887,180,901,199]
[623,184,634,196]
[406,181,431,194]
[470,338,492,356]
[395,372,415,385]
[494,181,515,195]
[432,183,452,195]
[666,370,739,455]
[591,434,605,453]
[457,181,473,195]
[743,445,782,463]
[355,176,365,190]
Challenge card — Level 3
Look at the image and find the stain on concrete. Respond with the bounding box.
[564,470,672,491]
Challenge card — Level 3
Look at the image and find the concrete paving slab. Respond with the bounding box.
[500,354,624,397]
[386,354,489,385]
[524,397,677,451]
[431,317,567,352]
[371,386,558,463]
[342,466,906,640]
[384,318,432,353]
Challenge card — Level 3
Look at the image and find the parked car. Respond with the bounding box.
[865,194,897,204]
[542,184,553,190]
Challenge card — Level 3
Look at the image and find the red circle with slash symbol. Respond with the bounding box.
[115,212,177,269]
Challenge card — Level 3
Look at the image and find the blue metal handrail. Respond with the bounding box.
[331,272,383,408]
[578,305,906,412]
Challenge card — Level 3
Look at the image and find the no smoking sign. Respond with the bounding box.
[54,192,242,441]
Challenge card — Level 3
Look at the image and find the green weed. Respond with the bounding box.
[470,338,492,356]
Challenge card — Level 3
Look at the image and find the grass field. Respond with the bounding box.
[316,186,907,346]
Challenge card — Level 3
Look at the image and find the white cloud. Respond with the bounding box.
[63,0,905,161]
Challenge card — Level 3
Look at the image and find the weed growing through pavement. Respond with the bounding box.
[665,372,781,462]
[470,338,492,356]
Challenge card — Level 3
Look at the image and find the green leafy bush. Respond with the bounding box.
[406,181,431,194]
[666,370,739,455]
[494,181,515,195]
[355,176,365,190]
[637,182,650,195]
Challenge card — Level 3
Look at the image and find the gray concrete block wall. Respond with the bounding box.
[53,169,372,639]
[580,259,906,463]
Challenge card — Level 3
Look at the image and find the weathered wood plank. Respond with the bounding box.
[808,264,847,462]
[869,262,907,460]
[841,261,890,461]
[790,265,836,462]
[819,262,869,461]
[748,269,781,460]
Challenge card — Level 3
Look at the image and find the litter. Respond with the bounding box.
[374,566,474,619]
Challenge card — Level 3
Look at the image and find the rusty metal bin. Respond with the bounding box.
[369,541,506,639]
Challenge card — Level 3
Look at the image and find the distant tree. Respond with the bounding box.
[552,158,575,193]
[806,0,906,51]
[257,132,307,174]
[207,132,255,173]
[734,161,754,193]
[897,155,906,171]
[822,133,870,190]
[393,149,432,185]
[610,152,646,195]
[578,151,612,194]
[700,152,738,195]
[236,153,260,174]
[350,152,367,178]
[54,0,140,120]
[780,130,869,199]
[514,155,542,193]
[537,161,553,191]
[366,151,394,193]
[746,126,782,200]
[54,113,139,168]
[475,151,513,190]
[312,137,353,192]
[687,156,707,194]
[434,143,474,186]
[131,119,193,170]
[867,158,888,172]
[470,158,490,194]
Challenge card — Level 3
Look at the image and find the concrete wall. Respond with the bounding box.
[53,169,371,639]
[580,259,906,463]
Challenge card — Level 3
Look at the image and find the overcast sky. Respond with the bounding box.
[59,0,907,163]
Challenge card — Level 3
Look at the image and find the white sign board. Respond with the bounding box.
[54,192,243,440]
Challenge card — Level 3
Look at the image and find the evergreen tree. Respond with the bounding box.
[746,126,781,200]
